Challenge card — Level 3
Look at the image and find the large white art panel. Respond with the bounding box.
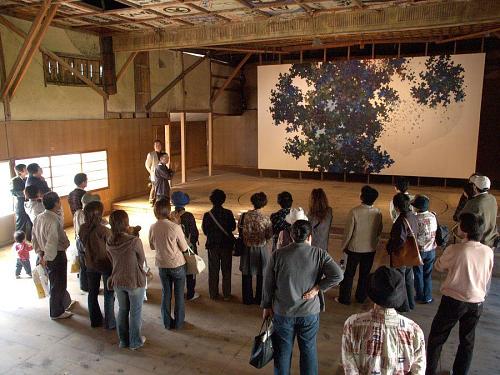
[258,53,485,178]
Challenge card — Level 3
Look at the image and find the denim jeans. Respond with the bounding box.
[413,249,435,302]
[114,287,145,349]
[272,314,320,375]
[15,258,32,277]
[159,265,186,329]
[86,270,115,329]
[396,266,415,312]
[76,239,88,292]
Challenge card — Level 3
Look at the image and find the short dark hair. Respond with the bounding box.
[159,152,168,160]
[290,220,312,243]
[277,191,293,209]
[153,139,162,145]
[210,189,226,206]
[27,163,40,175]
[361,185,379,205]
[250,192,267,209]
[154,198,171,220]
[395,177,409,193]
[14,230,25,243]
[74,173,87,186]
[393,193,410,213]
[14,164,26,173]
[459,212,484,242]
[42,192,60,210]
[25,185,40,199]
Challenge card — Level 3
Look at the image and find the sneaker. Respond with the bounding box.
[15,275,20,279]
[416,298,434,304]
[130,336,146,350]
[66,300,77,311]
[51,311,73,320]
[187,293,200,301]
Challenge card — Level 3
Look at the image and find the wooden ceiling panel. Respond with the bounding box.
[151,4,202,16]
[115,9,159,20]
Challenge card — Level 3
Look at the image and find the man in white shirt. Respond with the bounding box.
[145,140,163,206]
[337,185,383,305]
[32,192,74,320]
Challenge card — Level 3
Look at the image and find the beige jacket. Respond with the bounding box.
[145,151,160,182]
[341,204,383,253]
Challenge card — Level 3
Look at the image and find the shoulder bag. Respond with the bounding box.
[249,317,274,369]
[391,218,423,268]
[432,211,450,247]
[184,247,206,275]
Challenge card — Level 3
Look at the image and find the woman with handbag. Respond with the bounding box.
[106,210,147,350]
[79,200,115,329]
[308,188,333,252]
[240,192,273,305]
[149,199,190,330]
[386,193,420,312]
[202,189,236,301]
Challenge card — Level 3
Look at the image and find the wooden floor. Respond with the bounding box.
[0,171,499,375]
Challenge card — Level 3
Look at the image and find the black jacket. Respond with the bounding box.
[11,176,26,211]
[25,175,50,195]
[154,164,174,197]
[202,206,236,250]
[386,211,418,255]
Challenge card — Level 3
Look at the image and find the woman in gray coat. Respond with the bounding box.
[308,188,333,252]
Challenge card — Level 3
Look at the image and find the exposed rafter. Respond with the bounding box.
[145,55,208,110]
[116,51,138,83]
[211,53,251,105]
[111,0,500,52]
[0,15,109,100]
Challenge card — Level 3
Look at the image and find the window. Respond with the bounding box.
[42,53,103,86]
[0,161,13,217]
[15,151,109,197]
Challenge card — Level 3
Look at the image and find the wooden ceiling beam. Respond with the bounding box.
[1,0,51,99]
[10,3,61,99]
[116,51,138,82]
[435,26,500,44]
[145,55,207,111]
[352,0,364,9]
[0,15,108,100]
[201,46,288,54]
[234,0,270,17]
[111,0,500,52]
[211,53,251,105]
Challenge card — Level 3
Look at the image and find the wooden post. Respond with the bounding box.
[321,172,324,181]
[398,43,401,58]
[444,178,447,188]
[300,50,303,63]
[299,171,302,180]
[417,176,421,187]
[371,43,375,59]
[323,48,327,62]
[347,46,351,60]
[278,170,281,178]
[425,42,429,56]
[481,37,485,53]
[367,174,370,184]
[343,172,347,183]
[0,34,11,121]
[180,112,186,184]
[259,170,263,178]
[207,112,213,177]
[453,41,457,54]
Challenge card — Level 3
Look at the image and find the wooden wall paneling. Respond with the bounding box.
[185,121,207,169]
[134,52,151,114]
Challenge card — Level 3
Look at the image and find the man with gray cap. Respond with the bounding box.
[342,266,426,374]
[460,174,498,248]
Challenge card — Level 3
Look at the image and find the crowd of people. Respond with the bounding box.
[8,143,498,374]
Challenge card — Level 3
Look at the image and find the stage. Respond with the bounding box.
[113,168,476,236]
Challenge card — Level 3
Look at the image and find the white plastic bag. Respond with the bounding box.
[33,264,49,299]
[68,245,79,273]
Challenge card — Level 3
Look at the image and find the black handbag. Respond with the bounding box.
[249,317,274,369]
[233,212,247,257]
[432,212,449,247]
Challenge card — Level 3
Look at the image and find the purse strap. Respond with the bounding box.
[209,211,231,238]
[402,217,416,238]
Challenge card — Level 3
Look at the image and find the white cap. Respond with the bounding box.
[285,207,308,224]
[469,175,490,190]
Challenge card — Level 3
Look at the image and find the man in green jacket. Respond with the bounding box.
[460,174,498,248]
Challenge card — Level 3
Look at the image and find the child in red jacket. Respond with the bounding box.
[13,231,32,278]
